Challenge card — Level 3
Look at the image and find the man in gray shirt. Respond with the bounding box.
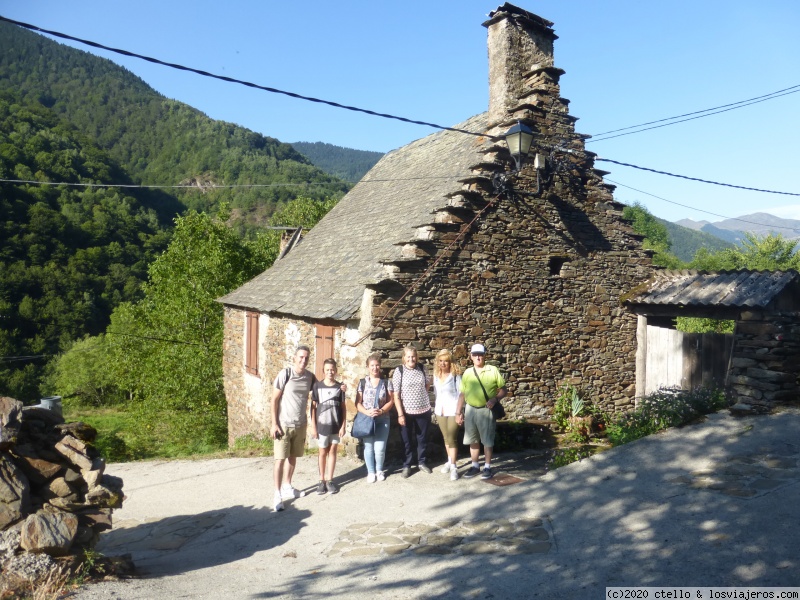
[271,345,314,511]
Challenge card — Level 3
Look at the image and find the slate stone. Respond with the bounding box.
[46,477,74,499]
[367,535,404,545]
[85,474,124,508]
[0,454,30,528]
[11,454,62,487]
[383,543,411,555]
[20,511,79,556]
[71,510,108,535]
[0,397,23,450]
[63,468,82,484]
[459,541,497,555]
[55,422,97,443]
[54,437,93,471]
[20,406,65,427]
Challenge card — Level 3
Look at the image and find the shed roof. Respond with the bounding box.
[623,270,800,310]
[218,113,493,321]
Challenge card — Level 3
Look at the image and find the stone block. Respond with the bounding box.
[55,436,93,471]
[0,454,30,529]
[20,510,78,556]
[0,397,23,450]
[745,368,794,383]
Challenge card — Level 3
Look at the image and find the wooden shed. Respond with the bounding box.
[623,270,800,410]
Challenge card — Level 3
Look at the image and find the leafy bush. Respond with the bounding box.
[606,386,730,446]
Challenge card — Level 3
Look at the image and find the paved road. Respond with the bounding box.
[73,407,800,599]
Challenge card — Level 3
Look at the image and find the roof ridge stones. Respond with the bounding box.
[219,114,506,321]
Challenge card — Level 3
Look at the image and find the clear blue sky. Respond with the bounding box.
[1,0,798,224]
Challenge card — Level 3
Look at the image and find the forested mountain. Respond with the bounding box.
[0,21,355,401]
[0,21,349,231]
[660,219,734,262]
[291,141,383,182]
[0,92,172,399]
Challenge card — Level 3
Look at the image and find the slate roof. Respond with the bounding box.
[218,113,493,321]
[623,270,800,309]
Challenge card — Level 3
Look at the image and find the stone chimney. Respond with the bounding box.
[483,4,558,127]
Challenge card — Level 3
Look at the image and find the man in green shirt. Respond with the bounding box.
[455,344,507,480]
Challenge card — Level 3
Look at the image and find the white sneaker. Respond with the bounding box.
[450,466,459,481]
[377,471,386,482]
[273,491,284,512]
[440,462,452,474]
[280,485,306,500]
[367,473,377,483]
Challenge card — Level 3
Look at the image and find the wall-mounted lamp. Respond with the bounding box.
[502,120,534,172]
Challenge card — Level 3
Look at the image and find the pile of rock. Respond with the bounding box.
[1,396,124,592]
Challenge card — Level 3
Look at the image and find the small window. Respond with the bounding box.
[549,257,568,276]
[245,311,259,375]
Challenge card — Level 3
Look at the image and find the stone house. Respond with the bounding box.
[218,3,655,446]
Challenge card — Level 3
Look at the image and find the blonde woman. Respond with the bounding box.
[433,349,462,481]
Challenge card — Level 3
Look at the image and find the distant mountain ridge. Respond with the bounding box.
[659,219,734,262]
[675,212,800,246]
[291,142,383,183]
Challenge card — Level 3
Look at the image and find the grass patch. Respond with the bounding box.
[63,404,229,462]
[63,405,144,462]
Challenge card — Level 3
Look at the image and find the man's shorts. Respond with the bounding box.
[274,423,307,459]
[463,404,495,447]
[317,433,341,449]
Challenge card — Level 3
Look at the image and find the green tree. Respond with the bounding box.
[107,211,272,450]
[689,232,800,271]
[622,202,683,268]
[44,334,125,406]
[678,232,800,333]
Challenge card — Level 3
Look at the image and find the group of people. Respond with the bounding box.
[269,343,507,512]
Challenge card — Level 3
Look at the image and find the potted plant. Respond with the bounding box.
[565,386,593,441]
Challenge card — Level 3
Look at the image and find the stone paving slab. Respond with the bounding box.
[325,516,554,557]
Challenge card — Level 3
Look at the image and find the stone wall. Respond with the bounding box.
[1,397,124,592]
[223,306,371,448]
[728,310,800,411]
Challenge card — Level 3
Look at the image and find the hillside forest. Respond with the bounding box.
[2,21,798,460]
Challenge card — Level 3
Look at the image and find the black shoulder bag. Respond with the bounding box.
[472,367,505,420]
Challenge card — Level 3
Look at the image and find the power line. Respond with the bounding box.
[590,84,800,140]
[0,175,470,189]
[0,15,488,140]
[607,178,800,234]
[597,158,800,197]
[1,16,797,204]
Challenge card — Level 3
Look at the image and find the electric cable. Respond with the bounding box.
[597,158,800,197]
[590,84,800,139]
[607,178,800,234]
[0,15,488,140]
[0,175,470,189]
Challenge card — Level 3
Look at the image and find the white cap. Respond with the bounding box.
[470,344,486,355]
